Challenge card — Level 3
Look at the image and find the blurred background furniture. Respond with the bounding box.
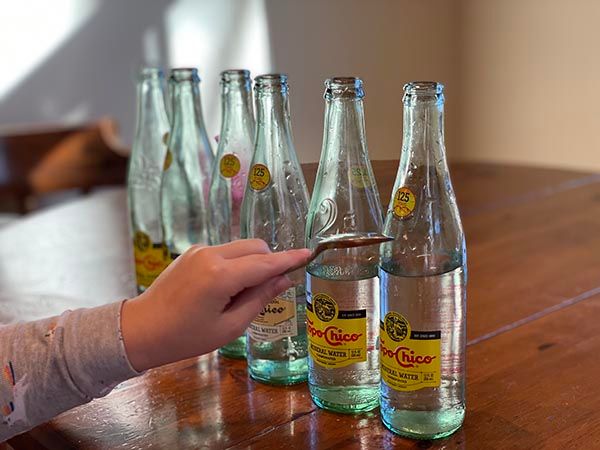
[0,117,128,220]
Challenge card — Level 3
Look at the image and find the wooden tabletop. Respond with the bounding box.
[3,161,600,449]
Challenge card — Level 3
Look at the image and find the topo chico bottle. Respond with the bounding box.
[161,68,210,259]
[127,67,170,293]
[241,74,310,384]
[305,77,384,413]
[379,81,467,439]
[210,70,256,359]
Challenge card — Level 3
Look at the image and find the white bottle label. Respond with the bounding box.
[248,287,297,342]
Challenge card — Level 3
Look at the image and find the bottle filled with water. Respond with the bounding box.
[305,77,384,413]
[241,74,310,384]
[379,81,467,439]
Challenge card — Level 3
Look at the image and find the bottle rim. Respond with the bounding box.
[324,77,364,100]
[403,81,444,95]
[170,68,200,82]
[138,67,163,79]
[221,69,251,82]
[255,73,289,93]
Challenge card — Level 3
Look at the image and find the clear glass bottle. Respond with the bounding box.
[305,77,383,413]
[211,70,255,360]
[166,68,214,201]
[127,67,170,294]
[161,68,210,259]
[379,82,467,439]
[241,74,310,384]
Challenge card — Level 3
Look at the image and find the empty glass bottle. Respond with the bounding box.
[379,82,467,439]
[241,74,310,384]
[166,68,213,202]
[127,67,170,294]
[161,68,210,259]
[211,70,255,360]
[305,77,383,413]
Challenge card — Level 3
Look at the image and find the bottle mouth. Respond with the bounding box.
[255,73,288,94]
[403,81,444,104]
[170,68,200,83]
[139,67,163,80]
[324,77,364,100]
[221,69,251,82]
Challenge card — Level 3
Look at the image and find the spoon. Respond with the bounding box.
[284,232,394,274]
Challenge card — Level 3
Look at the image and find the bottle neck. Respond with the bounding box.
[255,89,293,153]
[402,99,446,166]
[321,98,367,161]
[135,77,168,137]
[171,81,199,153]
[220,82,254,138]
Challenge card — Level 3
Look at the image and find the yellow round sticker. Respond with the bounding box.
[249,163,271,191]
[393,187,416,219]
[220,154,241,178]
[163,150,173,171]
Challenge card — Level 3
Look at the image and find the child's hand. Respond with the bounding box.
[121,239,311,371]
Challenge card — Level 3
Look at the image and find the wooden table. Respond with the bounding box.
[3,161,600,449]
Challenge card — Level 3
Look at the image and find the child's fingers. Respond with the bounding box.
[194,239,272,259]
[228,249,311,289]
[222,275,292,335]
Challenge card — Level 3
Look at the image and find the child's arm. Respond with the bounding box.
[0,240,310,442]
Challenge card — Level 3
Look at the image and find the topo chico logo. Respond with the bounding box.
[385,312,410,342]
[313,293,337,322]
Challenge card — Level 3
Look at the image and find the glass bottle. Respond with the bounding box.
[241,74,310,384]
[305,77,383,413]
[166,68,213,201]
[161,68,210,259]
[379,82,467,439]
[127,67,170,294]
[211,70,255,360]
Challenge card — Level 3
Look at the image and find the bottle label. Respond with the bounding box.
[220,154,241,178]
[306,293,367,368]
[349,165,374,189]
[133,231,169,289]
[248,287,297,342]
[249,163,271,191]
[163,150,173,171]
[392,187,416,219]
[380,312,441,391]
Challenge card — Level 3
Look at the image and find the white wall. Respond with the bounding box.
[458,0,600,172]
[0,0,458,163]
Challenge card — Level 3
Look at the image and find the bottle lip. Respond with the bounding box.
[221,69,251,82]
[255,73,289,93]
[169,68,200,83]
[139,67,164,79]
[324,77,364,100]
[403,81,444,95]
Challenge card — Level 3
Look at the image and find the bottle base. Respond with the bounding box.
[309,383,379,414]
[218,336,247,360]
[381,406,465,440]
[248,358,308,386]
